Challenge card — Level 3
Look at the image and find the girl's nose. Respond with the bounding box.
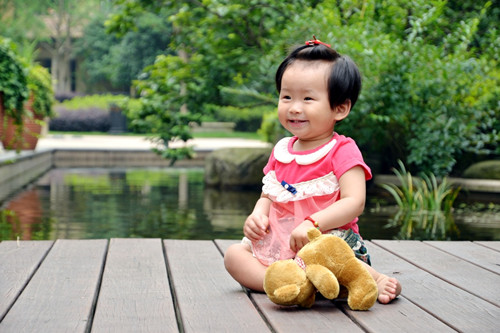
[289,101,303,114]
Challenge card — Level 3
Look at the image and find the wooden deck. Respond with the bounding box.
[1,239,499,332]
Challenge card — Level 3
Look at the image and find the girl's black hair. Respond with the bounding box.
[275,44,362,110]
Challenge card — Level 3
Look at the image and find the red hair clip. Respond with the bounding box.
[305,35,331,48]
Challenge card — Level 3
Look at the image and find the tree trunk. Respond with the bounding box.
[52,48,72,96]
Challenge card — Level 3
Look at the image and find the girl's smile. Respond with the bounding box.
[287,119,308,127]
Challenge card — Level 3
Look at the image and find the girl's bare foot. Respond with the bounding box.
[376,274,401,304]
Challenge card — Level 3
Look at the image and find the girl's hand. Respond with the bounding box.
[243,213,269,242]
[289,220,315,252]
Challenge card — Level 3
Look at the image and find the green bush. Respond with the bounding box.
[49,107,111,132]
[27,64,55,118]
[50,94,138,133]
[344,39,499,177]
[57,94,128,110]
[278,1,499,177]
[0,37,29,125]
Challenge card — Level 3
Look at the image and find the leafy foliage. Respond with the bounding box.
[131,54,202,163]
[27,64,55,118]
[100,1,500,171]
[106,0,310,163]
[75,11,172,92]
[0,37,55,149]
[0,0,48,46]
[278,0,499,176]
[0,37,29,125]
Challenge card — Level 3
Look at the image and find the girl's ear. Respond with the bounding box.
[333,100,351,121]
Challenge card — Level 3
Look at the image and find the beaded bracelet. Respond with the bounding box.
[305,216,320,231]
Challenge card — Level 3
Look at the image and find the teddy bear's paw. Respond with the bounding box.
[306,264,340,300]
[300,293,316,308]
[273,284,301,303]
[347,288,378,311]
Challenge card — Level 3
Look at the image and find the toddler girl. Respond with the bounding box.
[224,36,401,304]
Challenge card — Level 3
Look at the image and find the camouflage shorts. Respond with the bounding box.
[327,228,371,266]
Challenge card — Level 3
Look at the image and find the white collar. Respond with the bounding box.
[273,137,337,165]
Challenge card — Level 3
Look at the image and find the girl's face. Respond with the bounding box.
[278,60,346,150]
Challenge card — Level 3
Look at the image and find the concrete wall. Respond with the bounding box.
[52,150,207,168]
[0,151,53,203]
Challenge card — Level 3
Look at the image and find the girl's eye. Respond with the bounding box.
[304,97,313,101]
[282,95,291,100]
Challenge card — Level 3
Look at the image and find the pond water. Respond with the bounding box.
[1,167,499,241]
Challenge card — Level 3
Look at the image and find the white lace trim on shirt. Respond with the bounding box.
[273,137,337,165]
[262,170,339,202]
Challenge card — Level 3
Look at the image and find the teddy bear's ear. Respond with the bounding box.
[273,285,301,303]
[307,227,322,241]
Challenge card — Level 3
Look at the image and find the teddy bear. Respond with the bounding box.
[263,228,378,310]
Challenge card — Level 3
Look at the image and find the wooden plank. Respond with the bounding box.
[373,240,500,306]
[342,241,455,333]
[343,297,455,333]
[371,240,500,331]
[217,240,458,332]
[0,240,53,321]
[91,238,177,332]
[164,239,270,332]
[216,240,364,333]
[213,239,238,255]
[425,241,500,274]
[0,239,107,332]
[253,293,363,333]
[475,241,500,252]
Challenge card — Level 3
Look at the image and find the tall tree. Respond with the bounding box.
[38,0,102,96]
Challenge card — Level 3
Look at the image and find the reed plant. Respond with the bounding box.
[380,160,461,240]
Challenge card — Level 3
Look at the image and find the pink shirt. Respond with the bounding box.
[252,133,372,266]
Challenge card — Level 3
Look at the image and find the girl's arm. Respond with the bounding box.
[290,166,366,251]
[313,166,367,230]
[243,193,272,241]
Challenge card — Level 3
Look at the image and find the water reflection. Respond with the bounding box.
[384,210,460,240]
[0,168,259,241]
[1,168,499,241]
[1,189,48,240]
